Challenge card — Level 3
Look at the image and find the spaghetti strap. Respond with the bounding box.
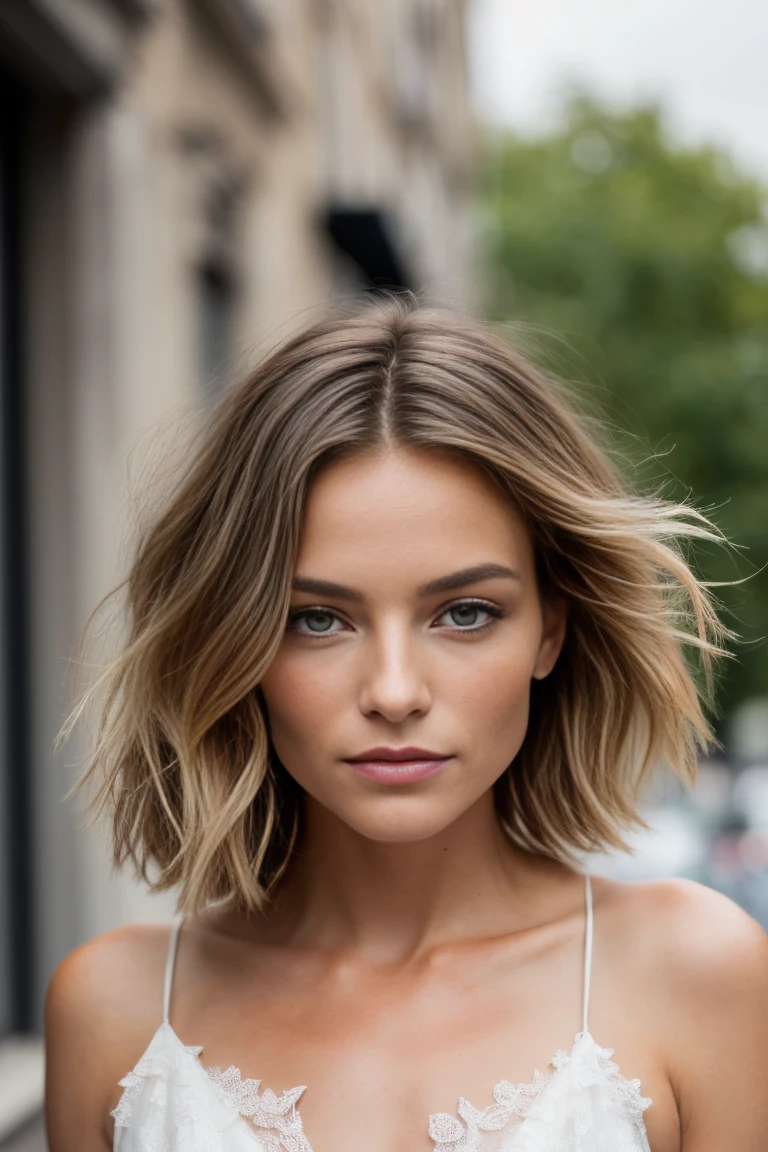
[163,914,184,1025]
[582,873,593,1035]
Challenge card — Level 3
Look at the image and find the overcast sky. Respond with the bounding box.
[469,0,768,182]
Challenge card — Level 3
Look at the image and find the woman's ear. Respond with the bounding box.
[532,594,568,681]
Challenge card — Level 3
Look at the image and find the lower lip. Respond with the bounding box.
[345,758,451,784]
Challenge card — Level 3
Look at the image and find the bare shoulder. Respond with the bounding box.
[45,920,175,1152]
[594,874,768,985]
[594,874,768,1130]
[46,918,173,1044]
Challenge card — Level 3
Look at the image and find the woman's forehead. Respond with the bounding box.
[295,448,536,586]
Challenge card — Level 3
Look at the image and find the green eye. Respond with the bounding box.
[304,611,335,632]
[437,600,502,631]
[288,608,342,635]
[449,603,483,627]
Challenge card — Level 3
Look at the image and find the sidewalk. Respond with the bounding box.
[0,1116,45,1152]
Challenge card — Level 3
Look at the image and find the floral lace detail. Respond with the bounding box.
[591,1043,652,1124]
[429,1069,553,1149]
[205,1065,312,1152]
[426,1033,651,1152]
[112,1043,204,1129]
[550,1037,652,1135]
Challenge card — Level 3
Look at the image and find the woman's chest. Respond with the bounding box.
[157,954,673,1152]
[113,1020,663,1152]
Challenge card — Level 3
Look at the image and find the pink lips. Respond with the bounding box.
[344,746,451,784]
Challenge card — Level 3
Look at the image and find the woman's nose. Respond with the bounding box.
[357,623,432,723]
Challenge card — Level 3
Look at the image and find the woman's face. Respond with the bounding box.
[260,448,567,844]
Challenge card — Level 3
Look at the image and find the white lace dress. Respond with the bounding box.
[112,877,652,1152]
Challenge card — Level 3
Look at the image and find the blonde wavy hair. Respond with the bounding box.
[71,294,732,913]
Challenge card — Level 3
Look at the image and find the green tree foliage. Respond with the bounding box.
[481,95,768,728]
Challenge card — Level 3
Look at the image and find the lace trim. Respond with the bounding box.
[589,1044,653,1122]
[205,1065,312,1152]
[552,1038,652,1126]
[112,1043,204,1128]
[429,1068,552,1144]
[428,1035,652,1151]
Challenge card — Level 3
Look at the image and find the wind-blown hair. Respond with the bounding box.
[73,294,731,913]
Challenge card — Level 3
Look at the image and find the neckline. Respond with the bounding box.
[121,1019,651,1152]
[165,1021,591,1148]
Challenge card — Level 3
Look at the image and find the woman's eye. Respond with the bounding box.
[288,609,345,636]
[288,601,501,638]
[436,601,500,631]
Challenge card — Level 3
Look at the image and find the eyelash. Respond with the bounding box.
[286,598,504,640]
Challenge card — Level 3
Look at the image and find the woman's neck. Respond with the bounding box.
[261,793,578,961]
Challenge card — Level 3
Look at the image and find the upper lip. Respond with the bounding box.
[345,746,449,762]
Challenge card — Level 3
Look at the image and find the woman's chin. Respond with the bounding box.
[326,795,477,845]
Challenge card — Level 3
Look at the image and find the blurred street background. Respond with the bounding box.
[0,1,766,1145]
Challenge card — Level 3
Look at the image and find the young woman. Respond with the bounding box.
[45,296,768,1152]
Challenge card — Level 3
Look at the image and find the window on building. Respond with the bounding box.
[196,182,239,395]
[198,261,235,393]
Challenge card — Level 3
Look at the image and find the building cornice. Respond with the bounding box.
[190,0,287,122]
[0,0,156,95]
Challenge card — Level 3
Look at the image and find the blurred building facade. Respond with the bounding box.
[0,0,476,1140]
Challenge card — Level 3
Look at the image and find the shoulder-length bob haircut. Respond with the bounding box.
[74,294,731,913]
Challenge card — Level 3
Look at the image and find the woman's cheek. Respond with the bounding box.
[453,646,537,761]
[262,650,345,745]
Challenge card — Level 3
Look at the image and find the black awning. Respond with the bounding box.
[324,207,412,291]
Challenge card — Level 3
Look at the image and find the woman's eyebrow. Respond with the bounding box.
[291,564,521,602]
[419,564,521,597]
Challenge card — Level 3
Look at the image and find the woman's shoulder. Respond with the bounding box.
[45,920,176,1149]
[593,875,768,1030]
[593,877,768,1138]
[46,918,174,1038]
[595,874,768,966]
